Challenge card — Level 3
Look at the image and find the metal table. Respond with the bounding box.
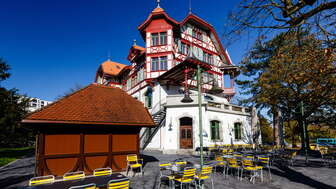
[24,173,128,189]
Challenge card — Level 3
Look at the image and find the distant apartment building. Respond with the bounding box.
[28,98,52,112]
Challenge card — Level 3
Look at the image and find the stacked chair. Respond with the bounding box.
[158,162,174,189]
[126,154,144,176]
[63,171,85,181]
[194,166,214,189]
[29,175,55,186]
[173,167,196,189]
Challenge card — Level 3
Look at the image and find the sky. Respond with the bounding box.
[0,0,250,101]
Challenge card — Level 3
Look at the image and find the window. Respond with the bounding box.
[202,72,213,83]
[192,29,203,41]
[179,43,190,55]
[234,122,242,140]
[151,33,159,46]
[160,56,167,70]
[151,57,159,71]
[203,52,213,65]
[145,88,152,108]
[151,32,167,46]
[126,79,131,90]
[131,76,137,87]
[152,56,167,71]
[160,32,167,45]
[137,69,144,82]
[210,121,220,140]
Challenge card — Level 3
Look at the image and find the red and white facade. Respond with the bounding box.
[95,6,256,153]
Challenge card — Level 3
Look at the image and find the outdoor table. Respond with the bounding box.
[24,173,128,189]
[222,155,235,159]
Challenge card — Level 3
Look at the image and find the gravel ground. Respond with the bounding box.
[0,151,335,189]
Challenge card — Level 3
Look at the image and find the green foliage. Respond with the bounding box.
[238,30,336,148]
[259,116,273,145]
[284,120,300,146]
[0,146,34,166]
[0,58,31,147]
[0,58,10,82]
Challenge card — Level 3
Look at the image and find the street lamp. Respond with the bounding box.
[180,64,204,167]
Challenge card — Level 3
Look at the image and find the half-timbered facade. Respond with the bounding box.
[96,5,257,154]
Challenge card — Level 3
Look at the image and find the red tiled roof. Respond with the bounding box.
[100,60,128,76]
[22,84,155,127]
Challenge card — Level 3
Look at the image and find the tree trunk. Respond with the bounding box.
[273,109,281,147]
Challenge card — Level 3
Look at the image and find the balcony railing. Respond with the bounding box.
[165,95,250,115]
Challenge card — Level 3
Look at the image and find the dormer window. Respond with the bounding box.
[151,32,167,46]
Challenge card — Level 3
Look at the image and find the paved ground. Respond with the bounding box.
[0,151,335,189]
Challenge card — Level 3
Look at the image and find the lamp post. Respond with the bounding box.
[180,63,204,167]
[197,64,204,167]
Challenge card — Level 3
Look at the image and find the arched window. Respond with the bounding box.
[210,120,220,140]
[234,122,242,140]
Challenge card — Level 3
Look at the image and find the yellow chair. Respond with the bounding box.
[241,159,259,184]
[63,171,85,181]
[175,161,187,166]
[94,167,112,176]
[158,163,174,189]
[108,179,130,189]
[222,148,229,155]
[29,175,55,186]
[226,158,240,178]
[214,156,226,175]
[194,166,214,189]
[126,154,143,176]
[319,147,330,165]
[174,167,196,189]
[69,183,96,189]
[258,156,271,181]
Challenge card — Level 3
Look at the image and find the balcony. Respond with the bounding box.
[165,94,251,116]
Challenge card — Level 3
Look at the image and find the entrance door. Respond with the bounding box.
[180,117,193,149]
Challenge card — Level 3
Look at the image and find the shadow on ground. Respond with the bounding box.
[272,164,336,189]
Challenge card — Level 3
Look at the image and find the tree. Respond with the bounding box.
[284,120,300,147]
[259,116,274,145]
[237,30,336,150]
[0,58,30,147]
[0,58,10,83]
[224,0,336,47]
[56,84,83,100]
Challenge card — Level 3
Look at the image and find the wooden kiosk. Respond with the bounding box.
[22,84,155,176]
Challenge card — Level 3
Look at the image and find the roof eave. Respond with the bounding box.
[22,119,156,127]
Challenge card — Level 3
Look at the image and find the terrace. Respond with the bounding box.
[1,147,335,189]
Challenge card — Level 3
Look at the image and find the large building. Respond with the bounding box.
[95,4,257,154]
[27,97,52,112]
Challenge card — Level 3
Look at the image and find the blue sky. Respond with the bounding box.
[1,0,250,101]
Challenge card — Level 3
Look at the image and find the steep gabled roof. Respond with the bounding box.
[22,84,155,127]
[100,60,129,76]
[127,45,146,61]
[138,7,179,38]
[180,13,233,65]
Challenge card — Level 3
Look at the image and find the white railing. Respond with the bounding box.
[165,95,251,115]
